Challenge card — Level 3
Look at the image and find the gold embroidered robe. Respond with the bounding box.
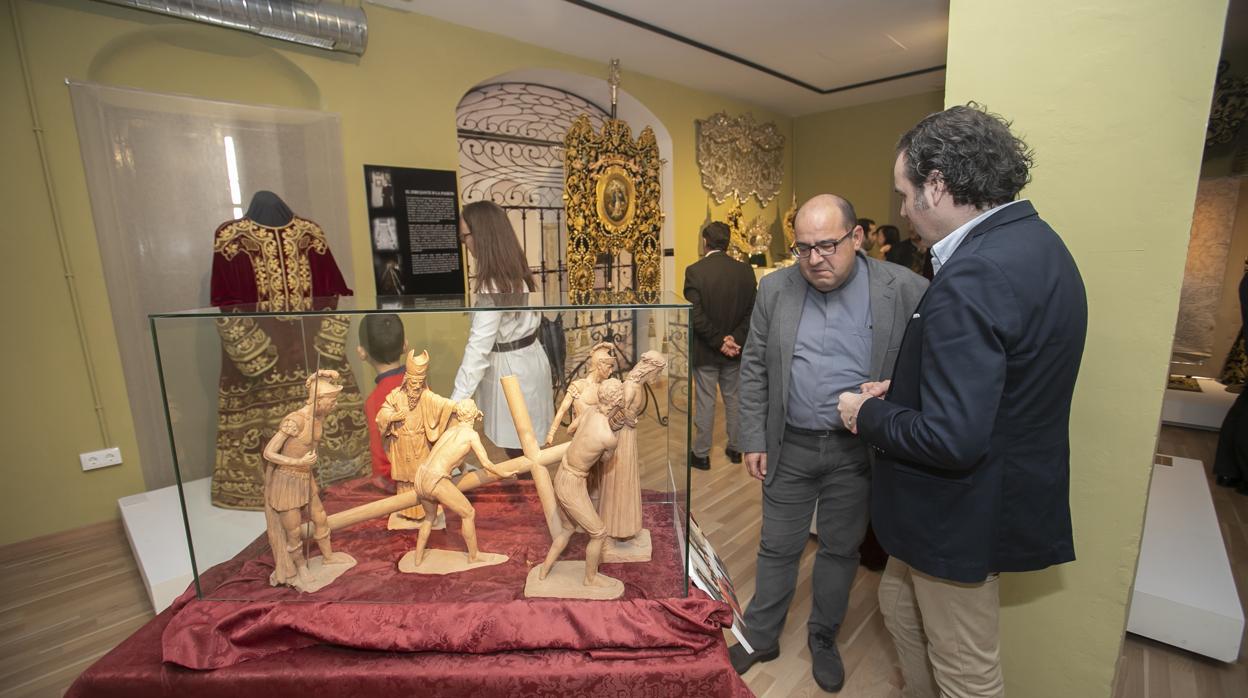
[209,217,369,509]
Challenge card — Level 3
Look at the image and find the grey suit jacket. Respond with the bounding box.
[738,254,928,486]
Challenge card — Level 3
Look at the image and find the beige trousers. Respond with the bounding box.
[878,557,1004,698]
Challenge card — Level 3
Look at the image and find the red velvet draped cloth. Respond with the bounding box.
[68,480,749,697]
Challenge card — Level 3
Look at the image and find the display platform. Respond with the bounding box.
[119,477,264,613]
[163,477,683,610]
[66,594,747,698]
[1160,377,1237,429]
[1126,455,1244,662]
[94,294,736,695]
[71,477,748,697]
[149,294,692,604]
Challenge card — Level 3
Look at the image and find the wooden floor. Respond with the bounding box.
[1110,425,1248,698]
[0,520,153,698]
[0,418,1244,697]
[689,412,1248,697]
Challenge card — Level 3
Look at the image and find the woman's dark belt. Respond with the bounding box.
[493,331,540,353]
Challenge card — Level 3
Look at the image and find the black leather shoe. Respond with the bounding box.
[1215,474,1242,488]
[1236,481,1248,496]
[729,642,778,674]
[690,453,710,470]
[808,634,845,692]
[725,448,743,463]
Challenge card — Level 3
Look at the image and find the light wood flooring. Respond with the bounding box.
[0,520,153,698]
[1109,425,1248,698]
[692,416,1248,698]
[0,415,1244,697]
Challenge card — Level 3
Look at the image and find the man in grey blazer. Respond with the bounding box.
[731,194,927,692]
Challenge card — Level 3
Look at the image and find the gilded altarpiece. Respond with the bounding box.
[563,116,663,304]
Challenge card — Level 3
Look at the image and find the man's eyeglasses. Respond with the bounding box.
[790,229,854,259]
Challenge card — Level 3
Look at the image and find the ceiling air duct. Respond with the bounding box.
[95,0,368,55]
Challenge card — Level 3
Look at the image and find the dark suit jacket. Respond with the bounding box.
[739,256,928,486]
[859,201,1088,583]
[683,252,758,367]
[1239,269,1247,331]
[886,239,925,276]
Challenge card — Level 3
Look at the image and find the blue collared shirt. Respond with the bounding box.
[930,199,1027,275]
[787,255,873,430]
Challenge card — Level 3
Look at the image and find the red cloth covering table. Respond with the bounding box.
[68,478,749,697]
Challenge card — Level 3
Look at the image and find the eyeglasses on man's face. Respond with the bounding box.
[790,229,855,260]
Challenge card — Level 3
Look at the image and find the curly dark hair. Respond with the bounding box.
[897,103,1034,209]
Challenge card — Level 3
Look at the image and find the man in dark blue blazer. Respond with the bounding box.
[838,105,1088,697]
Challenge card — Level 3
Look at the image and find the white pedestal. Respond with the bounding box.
[1160,378,1237,430]
[118,477,265,613]
[1126,455,1244,662]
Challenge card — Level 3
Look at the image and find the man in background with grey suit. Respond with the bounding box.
[731,194,927,692]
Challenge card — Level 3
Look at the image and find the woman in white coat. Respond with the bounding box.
[450,201,554,457]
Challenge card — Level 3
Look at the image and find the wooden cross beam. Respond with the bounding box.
[311,375,565,539]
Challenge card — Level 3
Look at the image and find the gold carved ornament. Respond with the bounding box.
[724,201,774,263]
[1208,60,1248,149]
[696,112,786,207]
[726,202,748,261]
[782,193,797,249]
[563,115,663,304]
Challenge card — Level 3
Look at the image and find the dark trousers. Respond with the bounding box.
[1214,388,1248,481]
[742,427,869,649]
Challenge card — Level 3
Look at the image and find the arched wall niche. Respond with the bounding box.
[457,68,677,296]
[88,25,321,110]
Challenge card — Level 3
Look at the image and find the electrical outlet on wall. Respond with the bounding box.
[80,447,122,471]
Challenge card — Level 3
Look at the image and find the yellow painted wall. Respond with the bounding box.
[0,0,792,546]
[945,1,1228,696]
[793,91,944,226]
[1,0,149,549]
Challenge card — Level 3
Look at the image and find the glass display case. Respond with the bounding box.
[149,293,691,604]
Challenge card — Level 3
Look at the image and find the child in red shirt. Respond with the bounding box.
[356,314,406,494]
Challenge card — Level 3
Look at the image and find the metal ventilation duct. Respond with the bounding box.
[96,0,368,55]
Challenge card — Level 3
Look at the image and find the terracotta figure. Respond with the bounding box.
[377,350,455,522]
[409,399,524,565]
[539,378,628,587]
[262,370,355,591]
[599,351,668,540]
[545,342,617,445]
